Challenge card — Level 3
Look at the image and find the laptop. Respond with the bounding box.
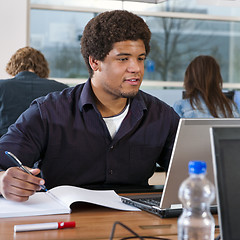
[121,118,240,218]
[210,127,240,240]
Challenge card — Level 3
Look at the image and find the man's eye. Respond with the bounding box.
[138,57,146,61]
[118,58,128,61]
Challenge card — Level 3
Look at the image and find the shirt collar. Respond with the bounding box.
[78,78,147,113]
[130,90,148,112]
[78,78,96,112]
[15,71,38,78]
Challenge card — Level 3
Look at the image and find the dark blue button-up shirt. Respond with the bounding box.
[0,79,179,189]
[0,71,68,135]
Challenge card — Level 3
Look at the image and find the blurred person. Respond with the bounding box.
[173,55,240,118]
[0,46,68,135]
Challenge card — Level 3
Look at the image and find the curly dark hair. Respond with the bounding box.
[6,46,49,78]
[81,10,151,78]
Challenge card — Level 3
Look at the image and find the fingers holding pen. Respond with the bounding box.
[16,167,45,189]
[0,167,45,202]
[2,167,42,201]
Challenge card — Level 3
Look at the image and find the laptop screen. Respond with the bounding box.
[210,127,240,240]
[160,118,240,209]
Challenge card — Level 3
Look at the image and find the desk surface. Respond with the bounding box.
[0,203,219,240]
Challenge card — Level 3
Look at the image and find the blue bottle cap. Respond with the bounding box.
[188,161,207,174]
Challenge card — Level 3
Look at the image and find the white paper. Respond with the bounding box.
[0,192,70,218]
[49,185,139,211]
[0,185,139,218]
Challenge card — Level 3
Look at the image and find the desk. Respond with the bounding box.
[0,203,219,240]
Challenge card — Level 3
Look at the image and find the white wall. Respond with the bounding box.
[0,0,29,78]
[141,88,183,107]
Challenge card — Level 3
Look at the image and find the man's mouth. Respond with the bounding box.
[125,78,140,85]
[128,79,138,82]
[125,77,140,82]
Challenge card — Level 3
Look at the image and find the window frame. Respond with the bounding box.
[30,2,240,89]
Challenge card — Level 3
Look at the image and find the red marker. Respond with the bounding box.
[14,221,76,232]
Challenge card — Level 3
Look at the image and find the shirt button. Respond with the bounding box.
[109,169,113,175]
[110,145,114,150]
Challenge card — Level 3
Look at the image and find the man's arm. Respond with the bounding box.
[0,167,45,202]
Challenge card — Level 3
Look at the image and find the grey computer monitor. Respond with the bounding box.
[210,127,240,240]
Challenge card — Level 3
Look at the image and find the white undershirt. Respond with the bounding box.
[103,102,130,138]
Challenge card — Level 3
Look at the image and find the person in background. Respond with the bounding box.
[173,55,240,118]
[0,47,68,136]
[0,10,179,202]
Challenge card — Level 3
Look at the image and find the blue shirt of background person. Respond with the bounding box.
[173,95,240,118]
[0,10,179,202]
[173,55,240,118]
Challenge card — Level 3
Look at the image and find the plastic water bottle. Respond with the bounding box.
[178,161,215,240]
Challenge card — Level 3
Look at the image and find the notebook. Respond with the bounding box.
[210,127,240,240]
[0,185,139,218]
[122,118,240,218]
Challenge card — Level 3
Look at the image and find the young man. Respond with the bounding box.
[0,10,179,202]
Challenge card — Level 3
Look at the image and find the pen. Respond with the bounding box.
[14,221,76,232]
[4,151,47,192]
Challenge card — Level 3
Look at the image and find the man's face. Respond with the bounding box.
[91,39,146,99]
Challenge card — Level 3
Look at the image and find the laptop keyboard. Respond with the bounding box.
[135,197,161,206]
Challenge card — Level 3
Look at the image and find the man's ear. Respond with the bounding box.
[89,56,100,72]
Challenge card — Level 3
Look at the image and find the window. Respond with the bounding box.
[30,0,240,89]
[31,9,93,79]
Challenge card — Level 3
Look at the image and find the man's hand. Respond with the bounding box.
[0,167,45,202]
